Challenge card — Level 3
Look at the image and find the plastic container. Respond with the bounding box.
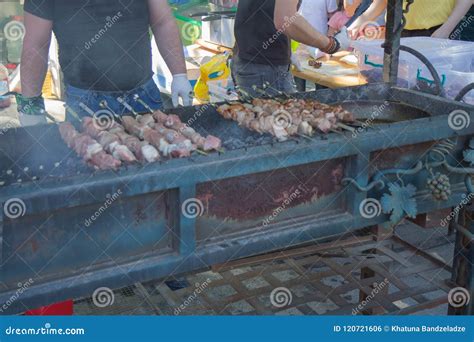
[0,63,11,108]
[444,70,474,105]
[352,37,474,88]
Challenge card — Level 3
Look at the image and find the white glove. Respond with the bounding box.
[334,27,351,52]
[171,73,193,107]
[308,47,326,60]
[19,113,47,127]
[290,54,303,72]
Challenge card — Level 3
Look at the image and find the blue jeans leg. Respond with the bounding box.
[65,78,163,124]
[231,57,296,98]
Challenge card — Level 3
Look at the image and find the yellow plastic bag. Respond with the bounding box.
[194,52,231,103]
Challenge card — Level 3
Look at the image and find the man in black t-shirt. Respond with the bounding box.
[19,0,192,126]
[233,0,350,96]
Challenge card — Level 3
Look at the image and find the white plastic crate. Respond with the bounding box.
[352,37,474,88]
[444,69,474,105]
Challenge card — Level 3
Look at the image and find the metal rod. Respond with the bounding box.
[99,100,122,122]
[455,82,474,102]
[454,223,474,242]
[235,86,256,102]
[79,102,96,116]
[133,94,153,114]
[263,82,293,99]
[63,104,82,122]
[383,0,404,84]
[43,112,58,123]
[336,123,356,132]
[194,149,208,156]
[400,45,444,96]
[117,97,139,117]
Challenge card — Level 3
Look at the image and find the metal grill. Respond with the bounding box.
[74,219,453,316]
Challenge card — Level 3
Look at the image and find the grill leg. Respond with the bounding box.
[359,223,392,315]
[449,206,474,315]
[173,185,197,256]
[0,209,3,272]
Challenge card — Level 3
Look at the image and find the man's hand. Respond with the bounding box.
[16,94,48,126]
[171,74,193,107]
[334,27,351,52]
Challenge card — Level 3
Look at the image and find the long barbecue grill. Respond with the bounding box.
[1,0,474,315]
[1,82,473,314]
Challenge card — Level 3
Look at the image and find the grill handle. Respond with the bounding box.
[455,83,474,102]
[399,45,445,97]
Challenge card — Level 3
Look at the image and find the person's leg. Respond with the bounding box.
[274,65,297,95]
[64,85,93,125]
[123,78,163,114]
[232,57,265,98]
[65,78,163,123]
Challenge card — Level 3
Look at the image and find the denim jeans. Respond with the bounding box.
[231,57,296,98]
[65,78,163,124]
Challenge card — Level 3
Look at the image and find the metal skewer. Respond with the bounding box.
[336,123,356,133]
[133,94,153,114]
[263,82,294,99]
[99,100,122,123]
[235,86,256,102]
[117,97,139,118]
[79,102,96,116]
[64,104,83,122]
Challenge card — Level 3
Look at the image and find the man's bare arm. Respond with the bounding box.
[21,12,52,97]
[148,0,186,75]
[274,0,331,50]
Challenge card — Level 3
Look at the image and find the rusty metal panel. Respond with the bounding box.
[196,158,347,244]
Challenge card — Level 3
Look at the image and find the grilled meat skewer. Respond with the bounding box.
[59,122,122,170]
[82,117,137,163]
[152,111,222,152]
